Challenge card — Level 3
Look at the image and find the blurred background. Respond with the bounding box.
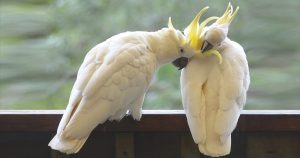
[0,0,299,110]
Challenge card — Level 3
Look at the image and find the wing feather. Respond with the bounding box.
[181,59,211,144]
[60,43,154,139]
[214,42,250,139]
[57,42,109,134]
[50,32,157,154]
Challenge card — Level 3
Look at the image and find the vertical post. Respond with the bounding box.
[115,133,135,158]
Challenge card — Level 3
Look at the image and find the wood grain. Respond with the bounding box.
[115,133,135,158]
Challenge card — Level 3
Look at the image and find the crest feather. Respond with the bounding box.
[168,17,175,30]
[167,17,187,46]
[184,6,218,50]
[216,2,239,25]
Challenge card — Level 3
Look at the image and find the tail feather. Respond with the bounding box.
[48,134,88,154]
[198,134,231,157]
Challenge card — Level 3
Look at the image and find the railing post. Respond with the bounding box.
[115,133,135,158]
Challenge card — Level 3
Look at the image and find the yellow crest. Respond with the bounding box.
[216,2,239,25]
[184,7,218,50]
[169,3,239,52]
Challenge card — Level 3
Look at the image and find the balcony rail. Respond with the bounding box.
[0,110,299,158]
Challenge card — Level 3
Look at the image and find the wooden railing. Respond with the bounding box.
[0,110,299,158]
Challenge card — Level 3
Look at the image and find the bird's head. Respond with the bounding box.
[171,4,239,69]
[201,3,239,54]
[167,17,198,70]
[172,6,218,69]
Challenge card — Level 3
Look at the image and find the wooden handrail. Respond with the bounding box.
[0,110,299,132]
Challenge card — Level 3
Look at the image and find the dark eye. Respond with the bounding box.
[180,48,184,53]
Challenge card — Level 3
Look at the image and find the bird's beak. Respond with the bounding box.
[172,57,189,70]
[201,40,213,53]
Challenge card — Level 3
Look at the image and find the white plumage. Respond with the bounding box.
[181,38,250,156]
[180,4,250,157]
[49,21,196,154]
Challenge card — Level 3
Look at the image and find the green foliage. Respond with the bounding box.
[0,0,299,109]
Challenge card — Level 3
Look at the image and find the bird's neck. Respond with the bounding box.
[148,28,181,65]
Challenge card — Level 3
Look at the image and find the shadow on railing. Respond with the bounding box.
[0,110,299,158]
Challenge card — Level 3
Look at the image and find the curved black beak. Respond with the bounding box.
[201,41,213,53]
[172,57,189,70]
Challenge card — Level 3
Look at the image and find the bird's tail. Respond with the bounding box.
[198,134,231,157]
[48,134,88,154]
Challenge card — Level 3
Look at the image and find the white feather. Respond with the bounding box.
[49,28,196,154]
[181,38,250,157]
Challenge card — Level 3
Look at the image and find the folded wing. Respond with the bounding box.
[49,41,156,153]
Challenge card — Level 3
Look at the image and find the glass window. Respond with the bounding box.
[1,0,299,110]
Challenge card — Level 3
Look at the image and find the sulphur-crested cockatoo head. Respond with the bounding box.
[173,3,239,67]
[172,6,219,69]
[172,4,239,68]
[201,3,239,53]
[168,18,196,59]
[167,17,197,70]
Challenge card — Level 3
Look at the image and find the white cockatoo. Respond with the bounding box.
[48,18,197,154]
[178,4,250,157]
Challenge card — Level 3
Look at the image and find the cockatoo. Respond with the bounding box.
[48,18,196,154]
[178,4,250,157]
